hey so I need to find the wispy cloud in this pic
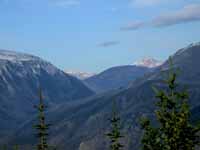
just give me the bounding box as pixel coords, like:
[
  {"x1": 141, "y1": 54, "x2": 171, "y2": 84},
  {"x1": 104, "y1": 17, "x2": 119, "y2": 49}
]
[
  {"x1": 120, "y1": 21, "x2": 145, "y2": 31},
  {"x1": 53, "y1": 0, "x2": 80, "y2": 8},
  {"x1": 98, "y1": 41, "x2": 120, "y2": 48},
  {"x1": 152, "y1": 4, "x2": 200, "y2": 27},
  {"x1": 122, "y1": 3, "x2": 200, "y2": 31}
]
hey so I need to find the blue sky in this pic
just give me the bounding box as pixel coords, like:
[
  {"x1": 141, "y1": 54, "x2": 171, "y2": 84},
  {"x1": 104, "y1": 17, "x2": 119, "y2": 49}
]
[{"x1": 0, "y1": 0, "x2": 200, "y2": 73}]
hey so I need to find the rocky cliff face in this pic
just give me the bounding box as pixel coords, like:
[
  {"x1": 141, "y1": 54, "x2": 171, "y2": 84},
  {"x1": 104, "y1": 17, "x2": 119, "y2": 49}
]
[{"x1": 0, "y1": 49, "x2": 94, "y2": 137}]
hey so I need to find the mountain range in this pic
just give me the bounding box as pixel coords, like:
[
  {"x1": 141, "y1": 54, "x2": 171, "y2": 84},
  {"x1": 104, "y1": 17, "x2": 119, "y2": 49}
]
[
  {"x1": 65, "y1": 58, "x2": 162, "y2": 81},
  {"x1": 2, "y1": 42, "x2": 200, "y2": 150},
  {"x1": 64, "y1": 70, "x2": 95, "y2": 80},
  {"x1": 84, "y1": 65, "x2": 151, "y2": 93},
  {"x1": 66, "y1": 58, "x2": 163, "y2": 93},
  {"x1": 133, "y1": 57, "x2": 163, "y2": 68},
  {"x1": 0, "y1": 49, "x2": 94, "y2": 138}
]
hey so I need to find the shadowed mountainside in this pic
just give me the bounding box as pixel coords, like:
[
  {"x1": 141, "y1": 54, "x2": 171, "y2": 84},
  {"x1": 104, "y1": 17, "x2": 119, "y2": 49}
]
[
  {"x1": 84, "y1": 65, "x2": 151, "y2": 93},
  {"x1": 0, "y1": 49, "x2": 94, "y2": 137},
  {"x1": 7, "y1": 42, "x2": 200, "y2": 150}
]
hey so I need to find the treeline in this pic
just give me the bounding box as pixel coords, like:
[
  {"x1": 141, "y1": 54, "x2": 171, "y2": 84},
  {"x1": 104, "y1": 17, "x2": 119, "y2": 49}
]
[
  {"x1": 2, "y1": 62, "x2": 200, "y2": 150},
  {"x1": 106, "y1": 63, "x2": 200, "y2": 150}
]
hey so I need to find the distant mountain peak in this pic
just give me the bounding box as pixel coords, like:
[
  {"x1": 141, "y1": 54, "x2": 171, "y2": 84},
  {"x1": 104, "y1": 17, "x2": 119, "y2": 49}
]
[
  {"x1": 186, "y1": 41, "x2": 200, "y2": 48},
  {"x1": 133, "y1": 57, "x2": 163, "y2": 68},
  {"x1": 0, "y1": 49, "x2": 40, "y2": 62},
  {"x1": 65, "y1": 70, "x2": 96, "y2": 80},
  {"x1": 175, "y1": 41, "x2": 200, "y2": 56},
  {"x1": 0, "y1": 49, "x2": 61, "y2": 76}
]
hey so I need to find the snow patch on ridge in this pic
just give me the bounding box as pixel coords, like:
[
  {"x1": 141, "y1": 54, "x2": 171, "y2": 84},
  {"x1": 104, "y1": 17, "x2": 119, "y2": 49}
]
[
  {"x1": 175, "y1": 41, "x2": 200, "y2": 56},
  {"x1": 0, "y1": 49, "x2": 40, "y2": 62},
  {"x1": 133, "y1": 58, "x2": 163, "y2": 68},
  {"x1": 65, "y1": 70, "x2": 96, "y2": 80},
  {"x1": 0, "y1": 49, "x2": 61, "y2": 76}
]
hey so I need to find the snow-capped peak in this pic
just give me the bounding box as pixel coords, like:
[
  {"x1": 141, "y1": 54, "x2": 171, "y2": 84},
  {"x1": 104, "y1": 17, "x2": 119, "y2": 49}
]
[
  {"x1": 175, "y1": 41, "x2": 200, "y2": 56},
  {"x1": 0, "y1": 49, "x2": 60, "y2": 75},
  {"x1": 133, "y1": 58, "x2": 163, "y2": 68},
  {"x1": 186, "y1": 41, "x2": 200, "y2": 48},
  {"x1": 0, "y1": 49, "x2": 40, "y2": 62},
  {"x1": 65, "y1": 70, "x2": 96, "y2": 80}
]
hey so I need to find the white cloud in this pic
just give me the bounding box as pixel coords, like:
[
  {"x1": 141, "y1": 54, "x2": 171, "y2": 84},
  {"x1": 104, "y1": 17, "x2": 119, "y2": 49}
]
[
  {"x1": 152, "y1": 4, "x2": 200, "y2": 27},
  {"x1": 122, "y1": 3, "x2": 200, "y2": 31},
  {"x1": 120, "y1": 21, "x2": 145, "y2": 31}
]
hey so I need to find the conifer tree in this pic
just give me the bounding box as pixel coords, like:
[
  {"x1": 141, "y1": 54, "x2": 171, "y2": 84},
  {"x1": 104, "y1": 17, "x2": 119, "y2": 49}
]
[
  {"x1": 140, "y1": 61, "x2": 200, "y2": 150},
  {"x1": 107, "y1": 100, "x2": 124, "y2": 150},
  {"x1": 13, "y1": 144, "x2": 19, "y2": 150},
  {"x1": 140, "y1": 117, "x2": 163, "y2": 150},
  {"x1": 34, "y1": 88, "x2": 51, "y2": 150}
]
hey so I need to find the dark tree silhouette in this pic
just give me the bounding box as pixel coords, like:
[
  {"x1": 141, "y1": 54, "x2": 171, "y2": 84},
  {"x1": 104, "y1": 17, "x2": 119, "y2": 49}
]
[
  {"x1": 107, "y1": 100, "x2": 124, "y2": 150},
  {"x1": 141, "y1": 60, "x2": 200, "y2": 150},
  {"x1": 34, "y1": 88, "x2": 51, "y2": 150}
]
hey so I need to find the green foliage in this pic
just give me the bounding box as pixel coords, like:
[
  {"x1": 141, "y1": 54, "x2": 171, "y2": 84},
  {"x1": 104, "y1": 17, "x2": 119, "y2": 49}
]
[
  {"x1": 140, "y1": 118, "x2": 163, "y2": 150},
  {"x1": 13, "y1": 145, "x2": 19, "y2": 150},
  {"x1": 141, "y1": 63, "x2": 200, "y2": 150},
  {"x1": 107, "y1": 100, "x2": 124, "y2": 150},
  {"x1": 33, "y1": 88, "x2": 51, "y2": 150}
]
